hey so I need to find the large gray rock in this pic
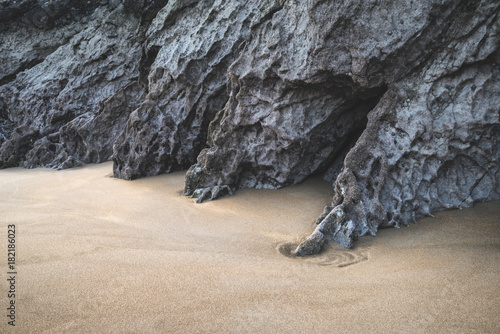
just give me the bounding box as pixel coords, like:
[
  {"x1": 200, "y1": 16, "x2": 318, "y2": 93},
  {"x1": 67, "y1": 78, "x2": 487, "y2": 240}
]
[
  {"x1": 184, "y1": 0, "x2": 500, "y2": 253},
  {"x1": 0, "y1": 0, "x2": 166, "y2": 168}
]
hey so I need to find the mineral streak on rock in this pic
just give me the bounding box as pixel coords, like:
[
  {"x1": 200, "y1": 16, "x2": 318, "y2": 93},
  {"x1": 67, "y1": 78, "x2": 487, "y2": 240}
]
[{"x1": 1, "y1": 1, "x2": 499, "y2": 254}]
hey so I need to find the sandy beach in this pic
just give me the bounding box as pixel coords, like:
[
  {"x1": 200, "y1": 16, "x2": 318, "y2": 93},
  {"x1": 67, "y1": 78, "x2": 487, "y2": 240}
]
[{"x1": 1, "y1": 162, "x2": 499, "y2": 333}]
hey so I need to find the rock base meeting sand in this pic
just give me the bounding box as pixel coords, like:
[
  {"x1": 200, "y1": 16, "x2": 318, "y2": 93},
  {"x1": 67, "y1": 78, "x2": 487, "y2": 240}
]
[{"x1": 1, "y1": 162, "x2": 499, "y2": 333}]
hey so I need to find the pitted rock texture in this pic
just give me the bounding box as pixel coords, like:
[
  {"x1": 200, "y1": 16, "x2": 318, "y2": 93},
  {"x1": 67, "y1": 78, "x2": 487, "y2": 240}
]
[
  {"x1": 0, "y1": 0, "x2": 167, "y2": 169},
  {"x1": 185, "y1": 0, "x2": 500, "y2": 251},
  {"x1": 112, "y1": 0, "x2": 285, "y2": 179}
]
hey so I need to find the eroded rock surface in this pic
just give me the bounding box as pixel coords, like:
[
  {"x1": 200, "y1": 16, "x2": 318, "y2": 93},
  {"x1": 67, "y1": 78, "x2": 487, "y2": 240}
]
[
  {"x1": 184, "y1": 0, "x2": 500, "y2": 252},
  {"x1": 0, "y1": 0, "x2": 166, "y2": 168},
  {"x1": 112, "y1": 0, "x2": 285, "y2": 179},
  {"x1": 1, "y1": 0, "x2": 499, "y2": 253}
]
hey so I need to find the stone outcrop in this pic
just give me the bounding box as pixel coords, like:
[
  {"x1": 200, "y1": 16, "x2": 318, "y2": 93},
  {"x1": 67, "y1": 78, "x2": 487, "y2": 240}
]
[
  {"x1": 1, "y1": 0, "x2": 499, "y2": 254},
  {"x1": 183, "y1": 0, "x2": 500, "y2": 253},
  {"x1": 0, "y1": 0, "x2": 166, "y2": 168},
  {"x1": 112, "y1": 0, "x2": 285, "y2": 179}
]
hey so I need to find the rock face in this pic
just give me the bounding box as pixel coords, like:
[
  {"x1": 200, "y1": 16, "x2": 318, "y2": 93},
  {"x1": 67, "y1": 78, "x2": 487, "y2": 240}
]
[
  {"x1": 182, "y1": 0, "x2": 500, "y2": 253},
  {"x1": 0, "y1": 0, "x2": 166, "y2": 169},
  {"x1": 112, "y1": 0, "x2": 284, "y2": 179},
  {"x1": 1, "y1": 0, "x2": 499, "y2": 254}
]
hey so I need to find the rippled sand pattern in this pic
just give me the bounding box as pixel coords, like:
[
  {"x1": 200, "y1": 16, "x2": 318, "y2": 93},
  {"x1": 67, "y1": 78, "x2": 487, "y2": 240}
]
[
  {"x1": 277, "y1": 242, "x2": 369, "y2": 267},
  {"x1": 0, "y1": 162, "x2": 499, "y2": 333}
]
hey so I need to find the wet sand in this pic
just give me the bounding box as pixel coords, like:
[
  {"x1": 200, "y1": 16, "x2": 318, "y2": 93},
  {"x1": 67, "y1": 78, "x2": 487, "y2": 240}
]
[{"x1": 1, "y1": 162, "x2": 499, "y2": 333}]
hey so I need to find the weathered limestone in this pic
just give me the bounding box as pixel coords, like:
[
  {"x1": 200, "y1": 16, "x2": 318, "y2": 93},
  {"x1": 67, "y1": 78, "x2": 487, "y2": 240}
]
[{"x1": 112, "y1": 0, "x2": 285, "y2": 179}]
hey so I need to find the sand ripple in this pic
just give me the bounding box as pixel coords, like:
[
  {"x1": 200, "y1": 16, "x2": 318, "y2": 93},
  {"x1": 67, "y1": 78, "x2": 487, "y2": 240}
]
[{"x1": 276, "y1": 242, "x2": 369, "y2": 267}]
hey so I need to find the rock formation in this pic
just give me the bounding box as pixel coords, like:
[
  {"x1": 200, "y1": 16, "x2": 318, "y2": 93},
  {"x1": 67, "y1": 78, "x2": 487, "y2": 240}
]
[
  {"x1": 0, "y1": 0, "x2": 166, "y2": 169},
  {"x1": 1, "y1": 0, "x2": 499, "y2": 254},
  {"x1": 112, "y1": 0, "x2": 284, "y2": 179},
  {"x1": 182, "y1": 0, "x2": 500, "y2": 254}
]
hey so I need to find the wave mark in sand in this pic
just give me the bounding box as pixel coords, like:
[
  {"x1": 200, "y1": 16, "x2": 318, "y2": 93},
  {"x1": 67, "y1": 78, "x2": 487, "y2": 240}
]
[{"x1": 276, "y1": 242, "x2": 369, "y2": 267}]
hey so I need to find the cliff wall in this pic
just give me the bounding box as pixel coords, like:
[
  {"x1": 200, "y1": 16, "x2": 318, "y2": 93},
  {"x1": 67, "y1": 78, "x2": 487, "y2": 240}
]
[{"x1": 1, "y1": 0, "x2": 498, "y2": 253}]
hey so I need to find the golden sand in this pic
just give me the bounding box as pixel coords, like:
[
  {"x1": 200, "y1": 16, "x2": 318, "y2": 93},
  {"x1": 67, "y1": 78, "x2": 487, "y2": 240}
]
[{"x1": 1, "y1": 162, "x2": 499, "y2": 333}]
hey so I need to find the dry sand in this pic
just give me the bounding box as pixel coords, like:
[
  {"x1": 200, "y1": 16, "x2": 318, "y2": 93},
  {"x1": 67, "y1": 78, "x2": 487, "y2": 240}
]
[{"x1": 1, "y1": 162, "x2": 499, "y2": 333}]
